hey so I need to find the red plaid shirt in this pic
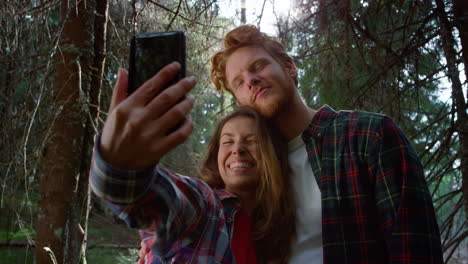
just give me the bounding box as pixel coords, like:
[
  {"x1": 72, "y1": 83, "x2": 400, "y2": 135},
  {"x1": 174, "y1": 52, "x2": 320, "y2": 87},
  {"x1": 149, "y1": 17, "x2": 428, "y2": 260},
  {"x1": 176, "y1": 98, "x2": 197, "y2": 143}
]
[
  {"x1": 305, "y1": 105, "x2": 443, "y2": 263},
  {"x1": 90, "y1": 145, "x2": 244, "y2": 263}
]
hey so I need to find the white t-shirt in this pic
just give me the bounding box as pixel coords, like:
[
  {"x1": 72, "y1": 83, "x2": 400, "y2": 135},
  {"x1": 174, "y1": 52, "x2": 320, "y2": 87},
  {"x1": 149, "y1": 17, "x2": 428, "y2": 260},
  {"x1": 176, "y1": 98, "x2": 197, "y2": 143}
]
[{"x1": 288, "y1": 135, "x2": 323, "y2": 264}]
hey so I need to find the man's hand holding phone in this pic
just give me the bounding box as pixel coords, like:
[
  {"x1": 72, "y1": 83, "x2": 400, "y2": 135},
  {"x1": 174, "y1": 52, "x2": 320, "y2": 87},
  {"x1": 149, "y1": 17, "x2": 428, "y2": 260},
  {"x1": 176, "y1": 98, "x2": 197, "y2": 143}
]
[{"x1": 99, "y1": 62, "x2": 196, "y2": 170}]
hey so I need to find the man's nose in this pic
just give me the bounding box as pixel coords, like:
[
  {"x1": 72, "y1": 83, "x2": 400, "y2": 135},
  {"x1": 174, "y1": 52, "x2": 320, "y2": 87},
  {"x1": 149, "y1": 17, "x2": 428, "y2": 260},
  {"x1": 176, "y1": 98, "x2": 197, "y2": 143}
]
[{"x1": 246, "y1": 72, "x2": 261, "y2": 89}]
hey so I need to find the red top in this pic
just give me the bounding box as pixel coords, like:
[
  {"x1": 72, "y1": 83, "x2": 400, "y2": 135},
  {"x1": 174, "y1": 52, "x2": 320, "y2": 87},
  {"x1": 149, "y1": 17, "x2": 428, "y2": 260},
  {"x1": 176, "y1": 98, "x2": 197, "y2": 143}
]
[{"x1": 231, "y1": 208, "x2": 259, "y2": 264}]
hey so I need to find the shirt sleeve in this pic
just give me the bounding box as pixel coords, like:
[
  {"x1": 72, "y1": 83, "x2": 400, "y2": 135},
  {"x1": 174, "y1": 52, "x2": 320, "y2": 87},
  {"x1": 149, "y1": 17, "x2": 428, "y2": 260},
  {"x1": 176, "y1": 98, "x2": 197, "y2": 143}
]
[
  {"x1": 89, "y1": 135, "x2": 220, "y2": 259},
  {"x1": 370, "y1": 116, "x2": 443, "y2": 263}
]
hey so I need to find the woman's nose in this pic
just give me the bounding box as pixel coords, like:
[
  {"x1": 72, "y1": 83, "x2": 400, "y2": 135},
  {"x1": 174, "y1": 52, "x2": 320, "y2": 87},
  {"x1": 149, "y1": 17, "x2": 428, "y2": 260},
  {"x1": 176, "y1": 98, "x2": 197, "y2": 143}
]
[{"x1": 232, "y1": 142, "x2": 246, "y2": 155}]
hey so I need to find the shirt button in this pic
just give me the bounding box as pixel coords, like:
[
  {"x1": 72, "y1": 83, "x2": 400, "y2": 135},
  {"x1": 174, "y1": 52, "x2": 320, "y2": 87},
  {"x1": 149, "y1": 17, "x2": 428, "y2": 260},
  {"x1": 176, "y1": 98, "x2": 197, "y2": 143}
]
[
  {"x1": 317, "y1": 132, "x2": 321, "y2": 137},
  {"x1": 227, "y1": 217, "x2": 233, "y2": 223}
]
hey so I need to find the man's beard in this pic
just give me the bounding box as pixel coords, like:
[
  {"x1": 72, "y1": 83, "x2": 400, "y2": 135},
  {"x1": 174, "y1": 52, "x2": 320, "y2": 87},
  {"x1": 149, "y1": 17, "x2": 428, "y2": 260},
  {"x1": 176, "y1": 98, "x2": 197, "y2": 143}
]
[{"x1": 254, "y1": 91, "x2": 290, "y2": 119}]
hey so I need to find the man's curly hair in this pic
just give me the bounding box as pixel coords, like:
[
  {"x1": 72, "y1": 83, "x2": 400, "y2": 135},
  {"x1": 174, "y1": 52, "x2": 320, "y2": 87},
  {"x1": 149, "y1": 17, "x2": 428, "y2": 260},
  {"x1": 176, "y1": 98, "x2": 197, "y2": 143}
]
[{"x1": 210, "y1": 25, "x2": 296, "y2": 94}]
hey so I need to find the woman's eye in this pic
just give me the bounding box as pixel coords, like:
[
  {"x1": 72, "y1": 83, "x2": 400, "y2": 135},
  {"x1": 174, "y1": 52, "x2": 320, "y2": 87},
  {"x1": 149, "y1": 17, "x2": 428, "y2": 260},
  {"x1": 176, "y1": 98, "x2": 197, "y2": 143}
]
[{"x1": 222, "y1": 141, "x2": 233, "y2": 145}]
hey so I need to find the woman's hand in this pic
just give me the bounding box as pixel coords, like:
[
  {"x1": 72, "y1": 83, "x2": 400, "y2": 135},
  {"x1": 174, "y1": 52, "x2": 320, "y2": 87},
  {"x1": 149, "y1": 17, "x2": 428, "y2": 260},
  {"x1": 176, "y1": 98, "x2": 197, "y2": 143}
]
[
  {"x1": 137, "y1": 240, "x2": 150, "y2": 264},
  {"x1": 100, "y1": 62, "x2": 196, "y2": 169}
]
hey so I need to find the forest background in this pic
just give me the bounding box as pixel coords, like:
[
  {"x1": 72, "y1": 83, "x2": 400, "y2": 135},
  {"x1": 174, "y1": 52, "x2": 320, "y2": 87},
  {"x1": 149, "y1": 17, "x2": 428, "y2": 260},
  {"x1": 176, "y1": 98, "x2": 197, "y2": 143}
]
[{"x1": 0, "y1": 0, "x2": 467, "y2": 263}]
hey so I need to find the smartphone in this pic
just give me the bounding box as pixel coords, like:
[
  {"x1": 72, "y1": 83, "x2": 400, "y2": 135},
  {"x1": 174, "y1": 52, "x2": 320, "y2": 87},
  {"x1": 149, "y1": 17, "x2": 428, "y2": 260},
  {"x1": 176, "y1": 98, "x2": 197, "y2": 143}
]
[{"x1": 128, "y1": 31, "x2": 186, "y2": 95}]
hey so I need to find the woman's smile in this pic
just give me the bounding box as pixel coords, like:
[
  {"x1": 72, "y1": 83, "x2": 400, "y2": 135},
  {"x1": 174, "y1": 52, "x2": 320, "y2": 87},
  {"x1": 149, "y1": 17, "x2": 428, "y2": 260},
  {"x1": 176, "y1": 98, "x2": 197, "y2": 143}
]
[{"x1": 218, "y1": 116, "x2": 260, "y2": 194}]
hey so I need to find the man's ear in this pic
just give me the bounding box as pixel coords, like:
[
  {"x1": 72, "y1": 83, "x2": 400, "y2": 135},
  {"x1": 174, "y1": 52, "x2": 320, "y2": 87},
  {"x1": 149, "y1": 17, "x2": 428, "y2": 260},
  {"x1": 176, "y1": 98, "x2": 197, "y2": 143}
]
[
  {"x1": 284, "y1": 61, "x2": 298, "y2": 79},
  {"x1": 226, "y1": 89, "x2": 242, "y2": 106}
]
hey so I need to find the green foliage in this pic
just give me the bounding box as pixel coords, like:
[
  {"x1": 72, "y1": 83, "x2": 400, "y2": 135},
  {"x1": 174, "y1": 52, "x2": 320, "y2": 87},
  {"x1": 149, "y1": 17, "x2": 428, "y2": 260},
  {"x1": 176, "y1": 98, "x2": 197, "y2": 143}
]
[
  {"x1": 0, "y1": 248, "x2": 34, "y2": 264},
  {"x1": 12, "y1": 81, "x2": 29, "y2": 104},
  {"x1": 0, "y1": 228, "x2": 35, "y2": 242},
  {"x1": 293, "y1": 0, "x2": 442, "y2": 116},
  {"x1": 87, "y1": 248, "x2": 139, "y2": 264},
  {"x1": 0, "y1": 247, "x2": 139, "y2": 264}
]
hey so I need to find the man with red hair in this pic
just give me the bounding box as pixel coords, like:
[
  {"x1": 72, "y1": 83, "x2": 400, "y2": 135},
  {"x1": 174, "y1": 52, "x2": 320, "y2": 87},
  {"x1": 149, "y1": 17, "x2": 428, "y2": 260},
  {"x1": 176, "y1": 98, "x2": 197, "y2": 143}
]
[{"x1": 207, "y1": 24, "x2": 443, "y2": 264}]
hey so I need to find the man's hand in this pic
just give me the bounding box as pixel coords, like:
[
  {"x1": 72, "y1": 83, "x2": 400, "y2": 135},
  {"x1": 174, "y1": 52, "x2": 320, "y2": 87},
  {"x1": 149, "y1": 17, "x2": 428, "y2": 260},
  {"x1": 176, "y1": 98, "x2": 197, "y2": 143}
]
[{"x1": 100, "y1": 62, "x2": 196, "y2": 169}]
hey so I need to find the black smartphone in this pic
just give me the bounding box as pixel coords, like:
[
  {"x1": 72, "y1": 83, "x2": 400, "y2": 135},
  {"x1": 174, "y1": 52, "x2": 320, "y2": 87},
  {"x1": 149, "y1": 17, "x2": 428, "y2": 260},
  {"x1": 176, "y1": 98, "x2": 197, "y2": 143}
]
[{"x1": 128, "y1": 31, "x2": 186, "y2": 95}]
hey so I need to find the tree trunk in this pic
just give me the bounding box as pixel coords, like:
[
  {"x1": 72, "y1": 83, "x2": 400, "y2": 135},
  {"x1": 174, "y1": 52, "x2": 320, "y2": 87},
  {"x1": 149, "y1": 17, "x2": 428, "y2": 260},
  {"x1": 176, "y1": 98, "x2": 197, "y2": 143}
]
[
  {"x1": 36, "y1": 0, "x2": 93, "y2": 263},
  {"x1": 434, "y1": 0, "x2": 468, "y2": 215},
  {"x1": 78, "y1": 0, "x2": 110, "y2": 262},
  {"x1": 454, "y1": 0, "x2": 468, "y2": 95}
]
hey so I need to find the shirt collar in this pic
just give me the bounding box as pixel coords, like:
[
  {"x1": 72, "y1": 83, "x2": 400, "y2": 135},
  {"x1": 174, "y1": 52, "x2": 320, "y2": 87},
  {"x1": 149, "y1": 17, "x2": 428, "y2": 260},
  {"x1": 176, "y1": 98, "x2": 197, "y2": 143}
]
[
  {"x1": 288, "y1": 134, "x2": 305, "y2": 152},
  {"x1": 303, "y1": 104, "x2": 338, "y2": 139},
  {"x1": 216, "y1": 189, "x2": 240, "y2": 204}
]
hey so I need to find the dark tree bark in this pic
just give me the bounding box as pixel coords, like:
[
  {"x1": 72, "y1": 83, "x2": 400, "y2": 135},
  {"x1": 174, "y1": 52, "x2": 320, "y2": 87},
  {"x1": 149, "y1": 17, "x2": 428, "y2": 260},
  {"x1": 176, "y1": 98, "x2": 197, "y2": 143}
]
[
  {"x1": 78, "y1": 0, "x2": 109, "y2": 260},
  {"x1": 454, "y1": 0, "x2": 468, "y2": 93},
  {"x1": 35, "y1": 0, "x2": 93, "y2": 263},
  {"x1": 241, "y1": 0, "x2": 246, "y2": 24},
  {"x1": 435, "y1": 0, "x2": 468, "y2": 215}
]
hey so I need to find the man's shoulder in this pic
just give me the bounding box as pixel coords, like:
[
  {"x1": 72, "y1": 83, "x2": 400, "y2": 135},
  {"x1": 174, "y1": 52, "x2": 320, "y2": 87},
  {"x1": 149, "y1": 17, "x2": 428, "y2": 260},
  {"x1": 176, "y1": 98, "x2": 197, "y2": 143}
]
[
  {"x1": 306, "y1": 105, "x2": 395, "y2": 140},
  {"x1": 316, "y1": 105, "x2": 387, "y2": 120},
  {"x1": 336, "y1": 109, "x2": 387, "y2": 125},
  {"x1": 317, "y1": 105, "x2": 389, "y2": 128}
]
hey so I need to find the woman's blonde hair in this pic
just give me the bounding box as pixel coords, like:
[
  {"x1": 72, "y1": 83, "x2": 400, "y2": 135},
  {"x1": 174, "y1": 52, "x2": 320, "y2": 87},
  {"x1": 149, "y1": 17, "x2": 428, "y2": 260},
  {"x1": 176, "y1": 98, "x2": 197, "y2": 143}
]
[
  {"x1": 199, "y1": 106, "x2": 296, "y2": 263},
  {"x1": 210, "y1": 24, "x2": 297, "y2": 94}
]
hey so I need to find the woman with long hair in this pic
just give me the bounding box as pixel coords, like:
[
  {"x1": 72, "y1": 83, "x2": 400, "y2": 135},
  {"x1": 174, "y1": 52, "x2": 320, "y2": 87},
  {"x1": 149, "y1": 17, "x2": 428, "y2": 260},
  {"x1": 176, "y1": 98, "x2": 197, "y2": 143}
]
[
  {"x1": 198, "y1": 107, "x2": 296, "y2": 263},
  {"x1": 91, "y1": 107, "x2": 295, "y2": 263}
]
